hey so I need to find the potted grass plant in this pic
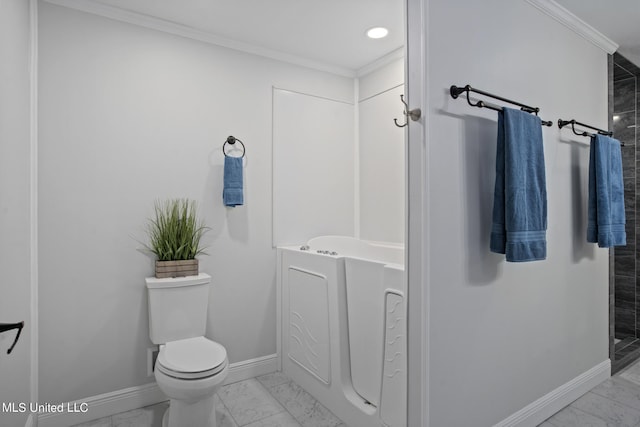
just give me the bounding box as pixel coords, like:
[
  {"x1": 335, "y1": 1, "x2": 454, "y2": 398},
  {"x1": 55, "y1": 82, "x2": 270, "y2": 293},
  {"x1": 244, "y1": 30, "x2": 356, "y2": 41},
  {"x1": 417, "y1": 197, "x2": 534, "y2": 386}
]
[{"x1": 142, "y1": 198, "x2": 210, "y2": 278}]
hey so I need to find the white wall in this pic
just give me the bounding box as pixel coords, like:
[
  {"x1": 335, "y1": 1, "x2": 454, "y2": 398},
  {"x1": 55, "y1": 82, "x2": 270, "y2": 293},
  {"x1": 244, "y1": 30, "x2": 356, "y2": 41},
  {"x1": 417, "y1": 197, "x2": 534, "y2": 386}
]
[
  {"x1": 271, "y1": 58, "x2": 406, "y2": 248},
  {"x1": 425, "y1": 1, "x2": 609, "y2": 426},
  {"x1": 358, "y1": 58, "x2": 405, "y2": 243},
  {"x1": 0, "y1": 0, "x2": 32, "y2": 426},
  {"x1": 37, "y1": 2, "x2": 353, "y2": 404},
  {"x1": 272, "y1": 89, "x2": 355, "y2": 246}
]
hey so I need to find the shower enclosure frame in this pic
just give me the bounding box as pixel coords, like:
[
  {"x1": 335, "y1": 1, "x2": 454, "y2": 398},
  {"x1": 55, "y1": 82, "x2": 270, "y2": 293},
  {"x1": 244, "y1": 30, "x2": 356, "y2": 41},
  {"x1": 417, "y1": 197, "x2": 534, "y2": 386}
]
[{"x1": 609, "y1": 52, "x2": 639, "y2": 374}]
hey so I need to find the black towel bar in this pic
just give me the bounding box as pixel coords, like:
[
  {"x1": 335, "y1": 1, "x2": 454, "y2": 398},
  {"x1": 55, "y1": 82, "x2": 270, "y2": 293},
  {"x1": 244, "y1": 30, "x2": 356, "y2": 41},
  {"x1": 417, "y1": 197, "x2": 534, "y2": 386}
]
[
  {"x1": 0, "y1": 321, "x2": 24, "y2": 354},
  {"x1": 557, "y1": 119, "x2": 622, "y2": 146},
  {"x1": 558, "y1": 119, "x2": 615, "y2": 137},
  {"x1": 450, "y1": 84, "x2": 553, "y2": 127}
]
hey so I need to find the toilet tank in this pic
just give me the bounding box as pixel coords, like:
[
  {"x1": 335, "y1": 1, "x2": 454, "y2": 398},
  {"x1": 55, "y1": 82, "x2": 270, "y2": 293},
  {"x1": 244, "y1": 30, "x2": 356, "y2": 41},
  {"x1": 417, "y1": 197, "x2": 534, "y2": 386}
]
[{"x1": 145, "y1": 273, "x2": 211, "y2": 344}]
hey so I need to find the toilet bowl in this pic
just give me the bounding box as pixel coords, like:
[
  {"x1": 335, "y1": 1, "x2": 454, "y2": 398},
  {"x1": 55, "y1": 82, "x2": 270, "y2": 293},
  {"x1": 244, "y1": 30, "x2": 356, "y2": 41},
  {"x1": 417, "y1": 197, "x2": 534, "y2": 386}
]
[
  {"x1": 145, "y1": 274, "x2": 228, "y2": 427},
  {"x1": 155, "y1": 337, "x2": 229, "y2": 427}
]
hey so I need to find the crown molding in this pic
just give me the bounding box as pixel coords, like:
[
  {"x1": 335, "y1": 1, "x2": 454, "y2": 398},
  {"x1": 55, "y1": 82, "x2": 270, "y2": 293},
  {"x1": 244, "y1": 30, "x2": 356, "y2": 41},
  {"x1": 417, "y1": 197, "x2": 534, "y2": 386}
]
[
  {"x1": 525, "y1": 0, "x2": 618, "y2": 54},
  {"x1": 42, "y1": 0, "x2": 356, "y2": 78},
  {"x1": 357, "y1": 47, "x2": 405, "y2": 78}
]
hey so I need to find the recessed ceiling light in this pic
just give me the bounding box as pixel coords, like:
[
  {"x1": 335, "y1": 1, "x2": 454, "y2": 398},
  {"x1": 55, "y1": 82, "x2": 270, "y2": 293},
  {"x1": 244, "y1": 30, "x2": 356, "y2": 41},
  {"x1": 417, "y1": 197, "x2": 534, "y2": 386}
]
[{"x1": 366, "y1": 27, "x2": 389, "y2": 39}]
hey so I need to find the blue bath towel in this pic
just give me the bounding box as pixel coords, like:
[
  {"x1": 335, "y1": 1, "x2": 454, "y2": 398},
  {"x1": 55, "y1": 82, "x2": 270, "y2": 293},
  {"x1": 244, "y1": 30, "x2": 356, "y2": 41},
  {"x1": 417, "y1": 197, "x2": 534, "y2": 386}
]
[
  {"x1": 223, "y1": 156, "x2": 244, "y2": 207},
  {"x1": 490, "y1": 107, "x2": 547, "y2": 262},
  {"x1": 587, "y1": 134, "x2": 625, "y2": 247}
]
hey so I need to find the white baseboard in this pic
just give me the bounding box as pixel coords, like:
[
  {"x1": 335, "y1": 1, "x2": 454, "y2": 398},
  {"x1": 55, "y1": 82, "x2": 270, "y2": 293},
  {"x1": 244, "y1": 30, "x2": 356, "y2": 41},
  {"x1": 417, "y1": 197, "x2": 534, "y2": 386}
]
[
  {"x1": 37, "y1": 382, "x2": 165, "y2": 427},
  {"x1": 494, "y1": 359, "x2": 611, "y2": 427},
  {"x1": 224, "y1": 353, "x2": 278, "y2": 385},
  {"x1": 37, "y1": 353, "x2": 278, "y2": 427}
]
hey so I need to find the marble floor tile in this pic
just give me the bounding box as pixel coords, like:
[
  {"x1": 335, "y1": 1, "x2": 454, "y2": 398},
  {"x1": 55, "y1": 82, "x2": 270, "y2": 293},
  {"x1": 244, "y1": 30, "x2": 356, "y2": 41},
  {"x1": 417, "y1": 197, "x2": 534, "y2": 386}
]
[
  {"x1": 590, "y1": 377, "x2": 640, "y2": 411},
  {"x1": 571, "y1": 392, "x2": 640, "y2": 427},
  {"x1": 620, "y1": 359, "x2": 640, "y2": 385},
  {"x1": 243, "y1": 411, "x2": 302, "y2": 427},
  {"x1": 215, "y1": 393, "x2": 239, "y2": 427},
  {"x1": 218, "y1": 378, "x2": 286, "y2": 425},
  {"x1": 73, "y1": 372, "x2": 348, "y2": 427},
  {"x1": 297, "y1": 404, "x2": 344, "y2": 427},
  {"x1": 268, "y1": 380, "x2": 318, "y2": 419},
  {"x1": 72, "y1": 417, "x2": 113, "y2": 427},
  {"x1": 112, "y1": 409, "x2": 151, "y2": 427},
  {"x1": 256, "y1": 371, "x2": 291, "y2": 389},
  {"x1": 545, "y1": 405, "x2": 610, "y2": 427},
  {"x1": 112, "y1": 402, "x2": 167, "y2": 427},
  {"x1": 269, "y1": 380, "x2": 343, "y2": 427}
]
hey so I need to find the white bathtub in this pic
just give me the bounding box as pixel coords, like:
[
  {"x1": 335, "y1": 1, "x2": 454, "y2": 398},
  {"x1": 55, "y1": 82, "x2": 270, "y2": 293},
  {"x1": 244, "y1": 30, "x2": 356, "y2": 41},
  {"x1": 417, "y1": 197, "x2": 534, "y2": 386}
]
[{"x1": 277, "y1": 236, "x2": 406, "y2": 427}]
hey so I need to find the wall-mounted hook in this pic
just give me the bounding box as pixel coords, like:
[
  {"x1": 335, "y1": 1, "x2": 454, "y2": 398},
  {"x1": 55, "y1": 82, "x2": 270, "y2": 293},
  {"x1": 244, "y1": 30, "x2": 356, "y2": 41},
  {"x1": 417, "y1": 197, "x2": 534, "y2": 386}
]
[{"x1": 393, "y1": 94, "x2": 421, "y2": 128}]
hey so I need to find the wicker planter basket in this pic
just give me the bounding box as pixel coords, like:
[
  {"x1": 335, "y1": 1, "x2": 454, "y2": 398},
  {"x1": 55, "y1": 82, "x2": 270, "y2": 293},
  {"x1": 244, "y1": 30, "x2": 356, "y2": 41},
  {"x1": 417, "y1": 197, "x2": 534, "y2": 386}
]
[{"x1": 155, "y1": 259, "x2": 198, "y2": 278}]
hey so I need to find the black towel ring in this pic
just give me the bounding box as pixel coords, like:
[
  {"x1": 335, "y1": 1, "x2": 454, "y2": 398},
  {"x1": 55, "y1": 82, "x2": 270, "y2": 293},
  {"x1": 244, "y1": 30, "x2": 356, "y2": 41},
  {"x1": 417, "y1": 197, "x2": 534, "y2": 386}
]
[{"x1": 223, "y1": 135, "x2": 245, "y2": 158}]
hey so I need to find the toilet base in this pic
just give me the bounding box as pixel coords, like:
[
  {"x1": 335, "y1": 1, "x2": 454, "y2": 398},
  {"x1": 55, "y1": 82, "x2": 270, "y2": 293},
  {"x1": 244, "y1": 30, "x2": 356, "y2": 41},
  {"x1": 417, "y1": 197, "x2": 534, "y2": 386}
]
[{"x1": 161, "y1": 395, "x2": 217, "y2": 427}]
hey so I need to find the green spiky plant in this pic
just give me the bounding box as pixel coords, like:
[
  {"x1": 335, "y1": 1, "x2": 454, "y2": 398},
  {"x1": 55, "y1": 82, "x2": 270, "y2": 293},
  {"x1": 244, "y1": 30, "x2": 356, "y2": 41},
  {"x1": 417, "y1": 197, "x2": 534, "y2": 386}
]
[{"x1": 143, "y1": 198, "x2": 210, "y2": 261}]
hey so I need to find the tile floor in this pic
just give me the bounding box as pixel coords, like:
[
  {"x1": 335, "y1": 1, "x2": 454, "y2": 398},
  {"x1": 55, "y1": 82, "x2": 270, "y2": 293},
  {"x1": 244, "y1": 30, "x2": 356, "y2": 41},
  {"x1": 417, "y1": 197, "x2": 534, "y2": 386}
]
[
  {"x1": 540, "y1": 358, "x2": 640, "y2": 426},
  {"x1": 72, "y1": 372, "x2": 347, "y2": 427},
  {"x1": 614, "y1": 337, "x2": 640, "y2": 373},
  {"x1": 74, "y1": 359, "x2": 640, "y2": 427}
]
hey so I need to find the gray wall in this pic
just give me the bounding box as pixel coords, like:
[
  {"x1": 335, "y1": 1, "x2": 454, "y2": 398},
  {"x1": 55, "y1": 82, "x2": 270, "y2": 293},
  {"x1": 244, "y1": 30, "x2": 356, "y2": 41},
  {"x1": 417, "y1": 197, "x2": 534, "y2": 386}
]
[
  {"x1": 0, "y1": 0, "x2": 32, "y2": 426},
  {"x1": 38, "y1": 2, "x2": 353, "y2": 404},
  {"x1": 425, "y1": 1, "x2": 609, "y2": 425}
]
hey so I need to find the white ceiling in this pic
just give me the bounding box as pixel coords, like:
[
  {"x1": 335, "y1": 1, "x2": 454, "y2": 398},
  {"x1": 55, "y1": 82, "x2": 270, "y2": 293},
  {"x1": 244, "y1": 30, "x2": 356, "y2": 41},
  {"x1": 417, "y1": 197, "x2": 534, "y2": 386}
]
[
  {"x1": 73, "y1": 0, "x2": 640, "y2": 72},
  {"x1": 555, "y1": 0, "x2": 640, "y2": 66},
  {"x1": 89, "y1": 0, "x2": 404, "y2": 72}
]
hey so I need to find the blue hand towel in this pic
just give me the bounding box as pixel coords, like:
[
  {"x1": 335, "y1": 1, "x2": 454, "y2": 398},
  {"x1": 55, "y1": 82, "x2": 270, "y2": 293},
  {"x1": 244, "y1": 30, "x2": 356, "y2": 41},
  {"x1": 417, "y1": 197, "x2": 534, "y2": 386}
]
[
  {"x1": 490, "y1": 107, "x2": 547, "y2": 262},
  {"x1": 223, "y1": 156, "x2": 244, "y2": 207},
  {"x1": 587, "y1": 134, "x2": 625, "y2": 247}
]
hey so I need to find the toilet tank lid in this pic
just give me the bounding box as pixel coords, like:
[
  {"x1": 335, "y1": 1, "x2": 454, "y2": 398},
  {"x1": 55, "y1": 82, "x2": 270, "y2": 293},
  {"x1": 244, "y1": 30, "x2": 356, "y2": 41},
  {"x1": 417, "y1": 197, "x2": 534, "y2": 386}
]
[{"x1": 145, "y1": 273, "x2": 211, "y2": 289}]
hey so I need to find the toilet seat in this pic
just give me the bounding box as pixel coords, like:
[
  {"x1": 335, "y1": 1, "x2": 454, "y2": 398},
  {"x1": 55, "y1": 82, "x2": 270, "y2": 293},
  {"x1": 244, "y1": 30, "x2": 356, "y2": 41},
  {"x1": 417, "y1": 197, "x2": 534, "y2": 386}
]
[{"x1": 156, "y1": 336, "x2": 227, "y2": 380}]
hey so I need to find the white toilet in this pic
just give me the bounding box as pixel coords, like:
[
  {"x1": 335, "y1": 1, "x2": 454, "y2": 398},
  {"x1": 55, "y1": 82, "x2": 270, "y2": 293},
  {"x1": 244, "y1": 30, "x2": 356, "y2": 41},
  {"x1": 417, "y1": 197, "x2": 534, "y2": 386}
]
[{"x1": 146, "y1": 273, "x2": 229, "y2": 427}]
